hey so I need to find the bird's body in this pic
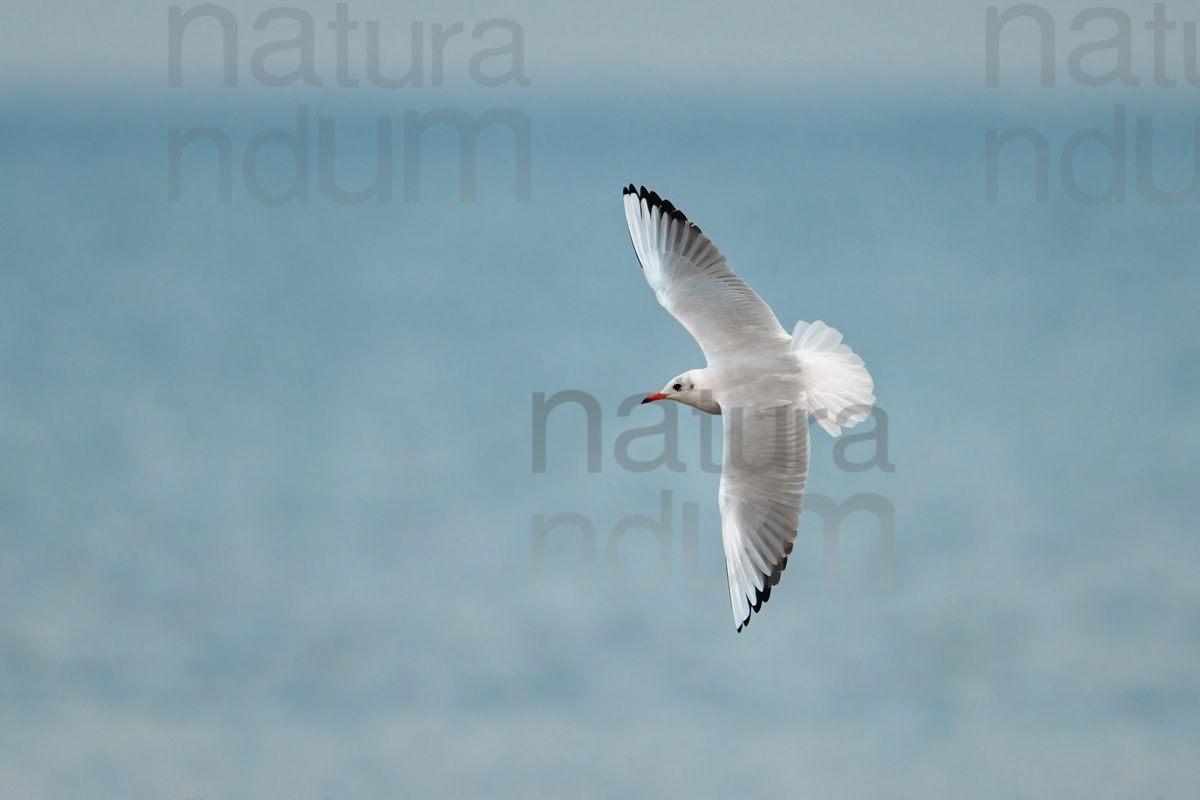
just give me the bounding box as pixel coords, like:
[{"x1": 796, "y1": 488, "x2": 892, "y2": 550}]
[{"x1": 623, "y1": 185, "x2": 875, "y2": 631}]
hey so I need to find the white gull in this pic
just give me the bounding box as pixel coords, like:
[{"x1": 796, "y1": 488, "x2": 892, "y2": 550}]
[{"x1": 624, "y1": 185, "x2": 876, "y2": 631}]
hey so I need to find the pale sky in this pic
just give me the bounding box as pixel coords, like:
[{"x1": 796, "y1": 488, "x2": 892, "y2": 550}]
[{"x1": 4, "y1": 0, "x2": 1192, "y2": 96}]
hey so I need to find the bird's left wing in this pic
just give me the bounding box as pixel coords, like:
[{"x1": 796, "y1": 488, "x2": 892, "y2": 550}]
[
  {"x1": 623, "y1": 185, "x2": 791, "y2": 362},
  {"x1": 719, "y1": 400, "x2": 810, "y2": 631}
]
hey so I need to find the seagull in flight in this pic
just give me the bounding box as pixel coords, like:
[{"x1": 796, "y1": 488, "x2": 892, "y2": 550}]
[{"x1": 623, "y1": 185, "x2": 875, "y2": 631}]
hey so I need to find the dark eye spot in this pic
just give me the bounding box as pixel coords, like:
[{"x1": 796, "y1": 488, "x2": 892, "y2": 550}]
[{"x1": 673, "y1": 383, "x2": 682, "y2": 391}]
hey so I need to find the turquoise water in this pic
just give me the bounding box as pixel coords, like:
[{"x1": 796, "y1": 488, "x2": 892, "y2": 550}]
[{"x1": 2, "y1": 90, "x2": 1198, "y2": 799}]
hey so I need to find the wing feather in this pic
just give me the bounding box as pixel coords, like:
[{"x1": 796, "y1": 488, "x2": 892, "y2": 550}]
[
  {"x1": 719, "y1": 402, "x2": 810, "y2": 631},
  {"x1": 623, "y1": 185, "x2": 791, "y2": 362}
]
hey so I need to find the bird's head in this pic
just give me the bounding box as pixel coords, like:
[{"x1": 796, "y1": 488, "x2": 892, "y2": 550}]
[{"x1": 641, "y1": 370, "x2": 720, "y2": 414}]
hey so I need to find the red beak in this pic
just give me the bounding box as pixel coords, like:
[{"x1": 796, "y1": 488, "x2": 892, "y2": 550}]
[{"x1": 641, "y1": 393, "x2": 668, "y2": 404}]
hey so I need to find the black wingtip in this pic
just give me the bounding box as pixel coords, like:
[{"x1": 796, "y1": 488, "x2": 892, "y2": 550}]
[
  {"x1": 625, "y1": 184, "x2": 699, "y2": 233},
  {"x1": 751, "y1": 581, "x2": 772, "y2": 614},
  {"x1": 737, "y1": 558, "x2": 788, "y2": 631}
]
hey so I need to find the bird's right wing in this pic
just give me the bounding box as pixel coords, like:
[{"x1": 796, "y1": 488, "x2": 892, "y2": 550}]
[
  {"x1": 719, "y1": 400, "x2": 810, "y2": 632},
  {"x1": 623, "y1": 185, "x2": 791, "y2": 362}
]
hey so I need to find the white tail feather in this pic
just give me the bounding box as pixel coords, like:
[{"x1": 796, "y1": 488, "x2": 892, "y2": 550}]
[{"x1": 790, "y1": 320, "x2": 875, "y2": 437}]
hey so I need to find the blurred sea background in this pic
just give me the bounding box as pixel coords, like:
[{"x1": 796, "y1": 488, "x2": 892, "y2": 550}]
[{"x1": 2, "y1": 2, "x2": 1198, "y2": 798}]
